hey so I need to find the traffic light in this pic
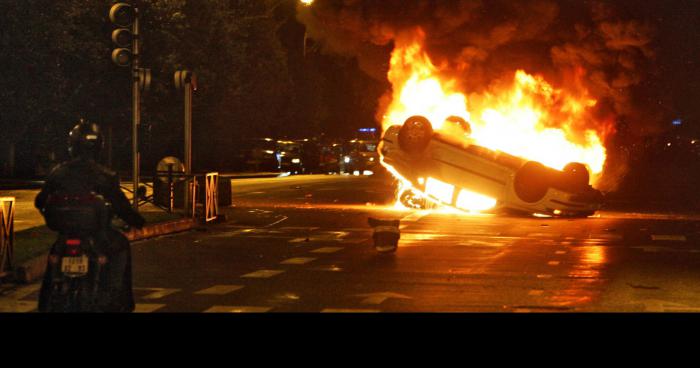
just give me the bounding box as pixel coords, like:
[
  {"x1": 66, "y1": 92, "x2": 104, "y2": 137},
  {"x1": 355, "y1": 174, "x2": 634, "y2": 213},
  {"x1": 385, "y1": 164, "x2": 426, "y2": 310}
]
[
  {"x1": 138, "y1": 68, "x2": 151, "y2": 91},
  {"x1": 174, "y1": 70, "x2": 196, "y2": 90},
  {"x1": 109, "y1": 3, "x2": 136, "y2": 67}
]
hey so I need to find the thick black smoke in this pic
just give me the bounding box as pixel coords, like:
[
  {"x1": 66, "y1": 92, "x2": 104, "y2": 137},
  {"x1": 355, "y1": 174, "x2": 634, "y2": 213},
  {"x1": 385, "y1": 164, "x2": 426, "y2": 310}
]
[{"x1": 298, "y1": 0, "x2": 658, "y2": 191}]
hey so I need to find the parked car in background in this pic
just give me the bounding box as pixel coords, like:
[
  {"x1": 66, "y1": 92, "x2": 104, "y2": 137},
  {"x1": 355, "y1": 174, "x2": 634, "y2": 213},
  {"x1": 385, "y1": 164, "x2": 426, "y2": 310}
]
[
  {"x1": 320, "y1": 142, "x2": 343, "y2": 174},
  {"x1": 232, "y1": 138, "x2": 279, "y2": 172},
  {"x1": 342, "y1": 139, "x2": 379, "y2": 175},
  {"x1": 300, "y1": 139, "x2": 321, "y2": 174},
  {"x1": 277, "y1": 140, "x2": 304, "y2": 174}
]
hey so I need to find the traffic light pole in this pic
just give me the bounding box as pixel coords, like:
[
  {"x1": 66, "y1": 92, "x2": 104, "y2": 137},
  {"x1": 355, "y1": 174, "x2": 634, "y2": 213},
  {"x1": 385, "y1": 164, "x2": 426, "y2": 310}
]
[
  {"x1": 131, "y1": 7, "x2": 140, "y2": 209},
  {"x1": 183, "y1": 79, "x2": 192, "y2": 216},
  {"x1": 184, "y1": 80, "x2": 192, "y2": 175}
]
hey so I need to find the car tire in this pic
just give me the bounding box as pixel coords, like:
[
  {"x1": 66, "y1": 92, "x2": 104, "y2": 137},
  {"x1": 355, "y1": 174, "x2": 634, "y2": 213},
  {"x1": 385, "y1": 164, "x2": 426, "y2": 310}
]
[
  {"x1": 562, "y1": 162, "x2": 590, "y2": 191},
  {"x1": 514, "y1": 161, "x2": 550, "y2": 203},
  {"x1": 398, "y1": 115, "x2": 433, "y2": 154}
]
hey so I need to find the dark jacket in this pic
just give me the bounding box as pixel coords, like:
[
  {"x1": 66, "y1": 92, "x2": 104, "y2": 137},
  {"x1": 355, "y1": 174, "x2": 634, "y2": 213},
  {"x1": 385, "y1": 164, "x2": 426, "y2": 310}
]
[{"x1": 35, "y1": 158, "x2": 145, "y2": 230}]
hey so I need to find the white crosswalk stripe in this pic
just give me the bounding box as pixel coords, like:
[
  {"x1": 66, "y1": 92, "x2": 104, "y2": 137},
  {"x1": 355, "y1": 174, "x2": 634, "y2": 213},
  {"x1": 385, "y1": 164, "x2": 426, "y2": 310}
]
[
  {"x1": 241, "y1": 269, "x2": 285, "y2": 278},
  {"x1": 134, "y1": 303, "x2": 166, "y2": 313},
  {"x1": 135, "y1": 287, "x2": 181, "y2": 300},
  {"x1": 204, "y1": 306, "x2": 272, "y2": 313},
  {"x1": 195, "y1": 285, "x2": 245, "y2": 295},
  {"x1": 651, "y1": 235, "x2": 687, "y2": 241},
  {"x1": 280, "y1": 257, "x2": 317, "y2": 265},
  {"x1": 311, "y1": 247, "x2": 343, "y2": 254}
]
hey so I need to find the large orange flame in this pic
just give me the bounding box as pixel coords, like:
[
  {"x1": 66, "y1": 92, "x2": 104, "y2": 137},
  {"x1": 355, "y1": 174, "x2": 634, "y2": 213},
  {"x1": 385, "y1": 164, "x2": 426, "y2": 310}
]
[{"x1": 380, "y1": 32, "x2": 609, "y2": 212}]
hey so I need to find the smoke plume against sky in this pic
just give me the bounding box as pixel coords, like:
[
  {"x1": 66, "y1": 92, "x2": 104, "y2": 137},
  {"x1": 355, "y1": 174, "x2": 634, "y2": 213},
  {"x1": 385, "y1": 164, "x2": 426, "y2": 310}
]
[{"x1": 297, "y1": 0, "x2": 672, "y2": 190}]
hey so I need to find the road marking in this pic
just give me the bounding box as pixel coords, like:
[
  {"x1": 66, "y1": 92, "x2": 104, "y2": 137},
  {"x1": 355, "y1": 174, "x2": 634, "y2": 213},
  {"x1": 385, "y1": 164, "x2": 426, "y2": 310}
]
[
  {"x1": 457, "y1": 240, "x2": 507, "y2": 247},
  {"x1": 263, "y1": 216, "x2": 289, "y2": 228},
  {"x1": 527, "y1": 233, "x2": 561, "y2": 238},
  {"x1": 354, "y1": 292, "x2": 412, "y2": 305},
  {"x1": 631, "y1": 246, "x2": 700, "y2": 253},
  {"x1": 289, "y1": 231, "x2": 349, "y2": 243},
  {"x1": 651, "y1": 235, "x2": 687, "y2": 241},
  {"x1": 528, "y1": 290, "x2": 544, "y2": 296},
  {"x1": 536, "y1": 274, "x2": 553, "y2": 279},
  {"x1": 280, "y1": 257, "x2": 316, "y2": 265},
  {"x1": 313, "y1": 265, "x2": 343, "y2": 272},
  {"x1": 134, "y1": 303, "x2": 166, "y2": 313},
  {"x1": 241, "y1": 269, "x2": 285, "y2": 278},
  {"x1": 280, "y1": 226, "x2": 320, "y2": 231},
  {"x1": 289, "y1": 238, "x2": 310, "y2": 243},
  {"x1": 135, "y1": 287, "x2": 181, "y2": 300},
  {"x1": 590, "y1": 233, "x2": 623, "y2": 240},
  {"x1": 311, "y1": 247, "x2": 343, "y2": 254},
  {"x1": 195, "y1": 285, "x2": 245, "y2": 295},
  {"x1": 205, "y1": 306, "x2": 272, "y2": 313},
  {"x1": 555, "y1": 250, "x2": 567, "y2": 255},
  {"x1": 547, "y1": 261, "x2": 561, "y2": 266},
  {"x1": 638, "y1": 299, "x2": 700, "y2": 312},
  {"x1": 0, "y1": 300, "x2": 37, "y2": 313},
  {"x1": 321, "y1": 308, "x2": 381, "y2": 313}
]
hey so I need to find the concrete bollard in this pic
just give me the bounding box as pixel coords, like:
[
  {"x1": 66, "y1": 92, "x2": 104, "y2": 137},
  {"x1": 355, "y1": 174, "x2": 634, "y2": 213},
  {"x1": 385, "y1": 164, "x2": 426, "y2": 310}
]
[{"x1": 368, "y1": 218, "x2": 400, "y2": 253}]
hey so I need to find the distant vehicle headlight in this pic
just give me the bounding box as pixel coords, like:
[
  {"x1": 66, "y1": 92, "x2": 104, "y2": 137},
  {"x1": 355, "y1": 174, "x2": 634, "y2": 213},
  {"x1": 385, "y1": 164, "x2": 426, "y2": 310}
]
[
  {"x1": 264, "y1": 150, "x2": 275, "y2": 155},
  {"x1": 344, "y1": 156, "x2": 351, "y2": 163},
  {"x1": 292, "y1": 158, "x2": 301, "y2": 164}
]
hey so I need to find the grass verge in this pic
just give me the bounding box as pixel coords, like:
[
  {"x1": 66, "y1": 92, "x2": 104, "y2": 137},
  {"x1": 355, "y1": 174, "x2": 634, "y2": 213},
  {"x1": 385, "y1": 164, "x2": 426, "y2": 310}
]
[{"x1": 12, "y1": 211, "x2": 183, "y2": 266}]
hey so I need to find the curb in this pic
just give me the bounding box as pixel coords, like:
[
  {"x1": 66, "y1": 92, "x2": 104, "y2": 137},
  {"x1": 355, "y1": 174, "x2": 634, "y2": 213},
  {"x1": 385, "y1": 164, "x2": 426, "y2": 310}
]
[
  {"x1": 13, "y1": 218, "x2": 199, "y2": 284},
  {"x1": 224, "y1": 173, "x2": 281, "y2": 180},
  {"x1": 125, "y1": 218, "x2": 197, "y2": 242}
]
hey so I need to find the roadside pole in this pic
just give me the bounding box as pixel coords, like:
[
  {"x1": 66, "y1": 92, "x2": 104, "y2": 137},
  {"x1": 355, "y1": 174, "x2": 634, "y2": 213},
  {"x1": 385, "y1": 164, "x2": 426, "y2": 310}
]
[
  {"x1": 109, "y1": 2, "x2": 145, "y2": 210},
  {"x1": 175, "y1": 70, "x2": 195, "y2": 216},
  {"x1": 132, "y1": 7, "x2": 140, "y2": 209}
]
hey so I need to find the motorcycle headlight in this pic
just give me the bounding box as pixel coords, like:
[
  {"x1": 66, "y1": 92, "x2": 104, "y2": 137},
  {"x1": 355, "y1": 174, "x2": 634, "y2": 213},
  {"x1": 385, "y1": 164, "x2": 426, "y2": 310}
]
[
  {"x1": 292, "y1": 158, "x2": 301, "y2": 164},
  {"x1": 344, "y1": 156, "x2": 351, "y2": 164}
]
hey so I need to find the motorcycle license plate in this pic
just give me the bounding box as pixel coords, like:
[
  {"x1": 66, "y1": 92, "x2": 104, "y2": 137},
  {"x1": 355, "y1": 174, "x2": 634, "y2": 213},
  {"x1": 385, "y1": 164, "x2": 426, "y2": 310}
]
[{"x1": 61, "y1": 255, "x2": 89, "y2": 276}]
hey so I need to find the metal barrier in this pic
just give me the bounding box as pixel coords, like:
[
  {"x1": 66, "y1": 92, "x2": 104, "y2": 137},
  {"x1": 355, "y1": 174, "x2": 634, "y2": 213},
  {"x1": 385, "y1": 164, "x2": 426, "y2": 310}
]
[
  {"x1": 0, "y1": 197, "x2": 15, "y2": 277},
  {"x1": 140, "y1": 171, "x2": 220, "y2": 221},
  {"x1": 205, "y1": 172, "x2": 218, "y2": 222}
]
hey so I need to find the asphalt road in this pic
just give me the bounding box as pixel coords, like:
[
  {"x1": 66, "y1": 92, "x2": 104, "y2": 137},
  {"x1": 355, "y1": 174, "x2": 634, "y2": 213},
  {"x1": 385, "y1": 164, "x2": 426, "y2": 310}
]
[{"x1": 5, "y1": 173, "x2": 700, "y2": 312}]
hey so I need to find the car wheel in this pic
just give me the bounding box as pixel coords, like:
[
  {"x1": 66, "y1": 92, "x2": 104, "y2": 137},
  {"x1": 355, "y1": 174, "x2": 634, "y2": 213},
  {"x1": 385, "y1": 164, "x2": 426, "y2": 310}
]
[
  {"x1": 398, "y1": 115, "x2": 433, "y2": 154},
  {"x1": 514, "y1": 161, "x2": 550, "y2": 203},
  {"x1": 562, "y1": 162, "x2": 590, "y2": 191}
]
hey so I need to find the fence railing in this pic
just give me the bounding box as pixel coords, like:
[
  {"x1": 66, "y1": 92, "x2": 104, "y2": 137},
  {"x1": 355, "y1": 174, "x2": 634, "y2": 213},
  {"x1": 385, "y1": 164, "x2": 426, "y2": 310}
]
[{"x1": 0, "y1": 197, "x2": 15, "y2": 278}]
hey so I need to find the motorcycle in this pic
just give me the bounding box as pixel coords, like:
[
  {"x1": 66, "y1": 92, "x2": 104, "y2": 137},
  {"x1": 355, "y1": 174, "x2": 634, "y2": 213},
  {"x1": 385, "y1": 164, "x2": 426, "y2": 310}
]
[{"x1": 40, "y1": 192, "x2": 117, "y2": 312}]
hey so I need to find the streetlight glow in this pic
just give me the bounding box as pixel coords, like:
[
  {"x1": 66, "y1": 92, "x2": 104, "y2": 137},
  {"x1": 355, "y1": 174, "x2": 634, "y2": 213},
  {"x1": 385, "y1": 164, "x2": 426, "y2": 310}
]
[{"x1": 300, "y1": 0, "x2": 314, "y2": 5}]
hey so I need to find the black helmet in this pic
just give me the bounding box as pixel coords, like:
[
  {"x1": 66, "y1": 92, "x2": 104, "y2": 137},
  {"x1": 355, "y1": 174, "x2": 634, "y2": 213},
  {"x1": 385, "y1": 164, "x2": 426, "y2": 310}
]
[{"x1": 68, "y1": 119, "x2": 104, "y2": 160}]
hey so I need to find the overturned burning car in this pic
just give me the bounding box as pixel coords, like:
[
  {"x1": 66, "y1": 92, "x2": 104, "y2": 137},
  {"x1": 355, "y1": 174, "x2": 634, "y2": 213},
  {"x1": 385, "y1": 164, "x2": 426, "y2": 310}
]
[{"x1": 380, "y1": 115, "x2": 604, "y2": 217}]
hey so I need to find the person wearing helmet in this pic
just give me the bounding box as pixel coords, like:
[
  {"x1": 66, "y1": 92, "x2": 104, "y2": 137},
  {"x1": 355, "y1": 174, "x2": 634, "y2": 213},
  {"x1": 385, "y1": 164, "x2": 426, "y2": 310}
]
[{"x1": 35, "y1": 119, "x2": 145, "y2": 312}]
